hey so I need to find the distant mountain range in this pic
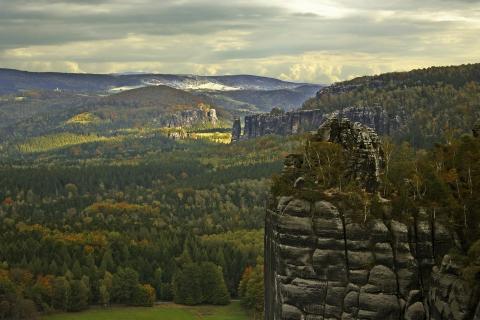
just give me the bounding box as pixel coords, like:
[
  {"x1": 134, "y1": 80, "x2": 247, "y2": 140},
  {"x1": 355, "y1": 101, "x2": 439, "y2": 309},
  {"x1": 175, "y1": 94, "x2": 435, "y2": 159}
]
[
  {"x1": 0, "y1": 68, "x2": 318, "y2": 93},
  {"x1": 0, "y1": 68, "x2": 322, "y2": 114}
]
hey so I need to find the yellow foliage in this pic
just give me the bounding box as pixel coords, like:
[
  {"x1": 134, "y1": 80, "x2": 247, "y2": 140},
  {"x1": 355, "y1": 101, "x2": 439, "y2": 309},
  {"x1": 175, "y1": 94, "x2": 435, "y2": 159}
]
[
  {"x1": 18, "y1": 133, "x2": 122, "y2": 153},
  {"x1": 65, "y1": 112, "x2": 101, "y2": 125}
]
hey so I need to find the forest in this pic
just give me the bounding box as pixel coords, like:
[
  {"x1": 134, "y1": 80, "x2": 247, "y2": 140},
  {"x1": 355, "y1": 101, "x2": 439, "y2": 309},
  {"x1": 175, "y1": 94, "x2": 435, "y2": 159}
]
[
  {"x1": 0, "y1": 133, "x2": 299, "y2": 319},
  {"x1": 1, "y1": 63, "x2": 480, "y2": 319},
  {"x1": 303, "y1": 63, "x2": 480, "y2": 148}
]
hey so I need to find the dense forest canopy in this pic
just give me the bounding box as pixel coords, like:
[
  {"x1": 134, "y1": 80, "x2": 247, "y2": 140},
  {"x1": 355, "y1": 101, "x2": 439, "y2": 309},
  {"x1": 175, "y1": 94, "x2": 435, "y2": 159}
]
[{"x1": 0, "y1": 132, "x2": 301, "y2": 318}]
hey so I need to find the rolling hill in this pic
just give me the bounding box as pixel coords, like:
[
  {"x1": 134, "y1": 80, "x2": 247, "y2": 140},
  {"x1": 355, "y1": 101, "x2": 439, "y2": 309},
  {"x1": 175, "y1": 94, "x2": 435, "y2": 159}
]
[
  {"x1": 0, "y1": 85, "x2": 230, "y2": 144},
  {"x1": 0, "y1": 68, "x2": 322, "y2": 116},
  {"x1": 0, "y1": 68, "x2": 318, "y2": 94}
]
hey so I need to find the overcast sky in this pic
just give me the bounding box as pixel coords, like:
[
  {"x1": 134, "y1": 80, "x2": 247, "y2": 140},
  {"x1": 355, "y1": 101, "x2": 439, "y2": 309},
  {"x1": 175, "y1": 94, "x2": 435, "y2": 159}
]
[{"x1": 1, "y1": 0, "x2": 479, "y2": 83}]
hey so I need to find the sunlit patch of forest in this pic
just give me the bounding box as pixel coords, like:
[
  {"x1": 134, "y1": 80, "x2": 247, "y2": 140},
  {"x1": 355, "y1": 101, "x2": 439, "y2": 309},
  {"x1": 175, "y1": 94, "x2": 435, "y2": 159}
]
[
  {"x1": 189, "y1": 132, "x2": 231, "y2": 144},
  {"x1": 65, "y1": 112, "x2": 102, "y2": 125},
  {"x1": 17, "y1": 133, "x2": 120, "y2": 153}
]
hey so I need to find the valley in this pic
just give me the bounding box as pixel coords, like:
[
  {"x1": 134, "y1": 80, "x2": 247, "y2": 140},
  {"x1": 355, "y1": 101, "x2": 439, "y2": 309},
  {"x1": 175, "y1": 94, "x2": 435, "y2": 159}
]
[{"x1": 1, "y1": 64, "x2": 479, "y2": 320}]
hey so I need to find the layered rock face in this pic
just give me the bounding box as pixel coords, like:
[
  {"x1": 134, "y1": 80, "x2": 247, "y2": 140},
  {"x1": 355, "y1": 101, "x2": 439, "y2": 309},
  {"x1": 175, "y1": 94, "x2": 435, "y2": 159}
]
[
  {"x1": 265, "y1": 119, "x2": 480, "y2": 320},
  {"x1": 159, "y1": 107, "x2": 218, "y2": 128},
  {"x1": 265, "y1": 198, "x2": 480, "y2": 320},
  {"x1": 473, "y1": 120, "x2": 480, "y2": 138},
  {"x1": 231, "y1": 118, "x2": 242, "y2": 142},
  {"x1": 234, "y1": 106, "x2": 401, "y2": 141},
  {"x1": 315, "y1": 117, "x2": 383, "y2": 192},
  {"x1": 243, "y1": 109, "x2": 324, "y2": 139}
]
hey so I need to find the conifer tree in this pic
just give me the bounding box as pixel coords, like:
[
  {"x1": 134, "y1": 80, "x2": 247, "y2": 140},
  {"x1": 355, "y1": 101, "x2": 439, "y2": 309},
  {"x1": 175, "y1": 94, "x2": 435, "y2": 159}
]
[{"x1": 68, "y1": 280, "x2": 89, "y2": 311}]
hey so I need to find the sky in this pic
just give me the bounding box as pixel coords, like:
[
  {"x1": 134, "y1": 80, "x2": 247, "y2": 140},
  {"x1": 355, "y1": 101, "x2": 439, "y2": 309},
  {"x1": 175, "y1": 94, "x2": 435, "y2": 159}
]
[{"x1": 0, "y1": 0, "x2": 479, "y2": 83}]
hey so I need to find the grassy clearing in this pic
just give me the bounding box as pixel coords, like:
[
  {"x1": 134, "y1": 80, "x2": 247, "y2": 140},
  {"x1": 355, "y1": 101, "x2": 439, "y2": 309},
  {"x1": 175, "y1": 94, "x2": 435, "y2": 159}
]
[{"x1": 42, "y1": 301, "x2": 249, "y2": 320}]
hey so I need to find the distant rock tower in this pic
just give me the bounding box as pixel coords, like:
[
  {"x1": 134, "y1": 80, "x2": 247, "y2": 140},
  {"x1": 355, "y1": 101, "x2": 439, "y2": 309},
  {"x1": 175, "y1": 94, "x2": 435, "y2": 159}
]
[
  {"x1": 207, "y1": 108, "x2": 218, "y2": 125},
  {"x1": 231, "y1": 118, "x2": 242, "y2": 143},
  {"x1": 473, "y1": 120, "x2": 480, "y2": 138}
]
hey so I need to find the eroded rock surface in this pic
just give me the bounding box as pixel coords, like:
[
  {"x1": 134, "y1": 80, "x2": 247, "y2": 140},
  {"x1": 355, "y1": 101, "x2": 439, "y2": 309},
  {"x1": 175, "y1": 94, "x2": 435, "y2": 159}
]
[
  {"x1": 265, "y1": 197, "x2": 479, "y2": 320},
  {"x1": 161, "y1": 107, "x2": 218, "y2": 128},
  {"x1": 265, "y1": 119, "x2": 480, "y2": 320},
  {"x1": 473, "y1": 120, "x2": 480, "y2": 138},
  {"x1": 314, "y1": 117, "x2": 383, "y2": 192},
  {"x1": 233, "y1": 106, "x2": 402, "y2": 141},
  {"x1": 231, "y1": 118, "x2": 242, "y2": 142}
]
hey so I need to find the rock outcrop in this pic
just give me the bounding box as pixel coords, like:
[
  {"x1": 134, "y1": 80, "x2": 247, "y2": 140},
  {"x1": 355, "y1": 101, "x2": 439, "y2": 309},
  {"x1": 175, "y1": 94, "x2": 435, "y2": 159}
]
[
  {"x1": 159, "y1": 107, "x2": 218, "y2": 128},
  {"x1": 233, "y1": 106, "x2": 402, "y2": 142},
  {"x1": 315, "y1": 117, "x2": 383, "y2": 192},
  {"x1": 473, "y1": 120, "x2": 480, "y2": 138},
  {"x1": 264, "y1": 119, "x2": 480, "y2": 320},
  {"x1": 231, "y1": 118, "x2": 242, "y2": 142}
]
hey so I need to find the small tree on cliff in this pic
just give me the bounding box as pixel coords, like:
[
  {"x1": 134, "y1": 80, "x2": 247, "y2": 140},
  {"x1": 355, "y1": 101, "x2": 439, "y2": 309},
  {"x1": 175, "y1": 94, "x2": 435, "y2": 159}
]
[{"x1": 270, "y1": 107, "x2": 284, "y2": 116}]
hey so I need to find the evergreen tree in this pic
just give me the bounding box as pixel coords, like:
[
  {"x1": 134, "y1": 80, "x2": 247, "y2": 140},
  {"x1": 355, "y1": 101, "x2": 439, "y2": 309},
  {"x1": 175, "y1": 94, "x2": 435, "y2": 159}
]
[
  {"x1": 111, "y1": 268, "x2": 139, "y2": 304},
  {"x1": 52, "y1": 277, "x2": 70, "y2": 311},
  {"x1": 72, "y1": 260, "x2": 83, "y2": 279},
  {"x1": 49, "y1": 261, "x2": 58, "y2": 276},
  {"x1": 153, "y1": 267, "x2": 163, "y2": 298},
  {"x1": 98, "y1": 284, "x2": 110, "y2": 307},
  {"x1": 172, "y1": 263, "x2": 202, "y2": 305},
  {"x1": 200, "y1": 262, "x2": 230, "y2": 305},
  {"x1": 68, "y1": 280, "x2": 89, "y2": 311}
]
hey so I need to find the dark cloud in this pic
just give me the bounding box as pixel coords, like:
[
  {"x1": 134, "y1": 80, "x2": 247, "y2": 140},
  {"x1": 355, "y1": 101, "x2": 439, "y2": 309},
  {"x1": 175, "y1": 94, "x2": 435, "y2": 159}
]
[
  {"x1": 0, "y1": 0, "x2": 479, "y2": 81},
  {"x1": 0, "y1": 1, "x2": 282, "y2": 47}
]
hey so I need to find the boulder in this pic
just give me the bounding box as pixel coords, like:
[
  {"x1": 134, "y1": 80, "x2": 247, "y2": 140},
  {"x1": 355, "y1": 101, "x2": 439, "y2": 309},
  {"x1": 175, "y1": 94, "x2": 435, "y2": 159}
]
[
  {"x1": 405, "y1": 302, "x2": 425, "y2": 320},
  {"x1": 282, "y1": 304, "x2": 304, "y2": 320},
  {"x1": 367, "y1": 265, "x2": 398, "y2": 294}
]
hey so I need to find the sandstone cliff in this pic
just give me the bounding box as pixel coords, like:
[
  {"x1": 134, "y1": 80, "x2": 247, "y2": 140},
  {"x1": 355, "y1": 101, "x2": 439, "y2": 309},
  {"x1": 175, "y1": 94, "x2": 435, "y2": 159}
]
[
  {"x1": 473, "y1": 120, "x2": 480, "y2": 138},
  {"x1": 232, "y1": 106, "x2": 402, "y2": 142},
  {"x1": 265, "y1": 119, "x2": 480, "y2": 320},
  {"x1": 159, "y1": 107, "x2": 218, "y2": 128}
]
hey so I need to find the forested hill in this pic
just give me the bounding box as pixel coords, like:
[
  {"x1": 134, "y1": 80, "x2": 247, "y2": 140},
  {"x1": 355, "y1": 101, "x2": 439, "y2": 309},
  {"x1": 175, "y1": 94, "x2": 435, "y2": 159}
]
[
  {"x1": 303, "y1": 63, "x2": 480, "y2": 148},
  {"x1": 321, "y1": 63, "x2": 480, "y2": 92},
  {"x1": 96, "y1": 85, "x2": 231, "y2": 124}
]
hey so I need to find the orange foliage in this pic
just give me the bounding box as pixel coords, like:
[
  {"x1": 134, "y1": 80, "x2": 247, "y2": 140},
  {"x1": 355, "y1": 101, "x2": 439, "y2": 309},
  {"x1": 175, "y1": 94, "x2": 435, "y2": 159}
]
[
  {"x1": 0, "y1": 269, "x2": 9, "y2": 281},
  {"x1": 15, "y1": 222, "x2": 107, "y2": 248},
  {"x1": 85, "y1": 201, "x2": 158, "y2": 216},
  {"x1": 2, "y1": 197, "x2": 14, "y2": 206},
  {"x1": 36, "y1": 275, "x2": 54, "y2": 298},
  {"x1": 84, "y1": 245, "x2": 95, "y2": 254}
]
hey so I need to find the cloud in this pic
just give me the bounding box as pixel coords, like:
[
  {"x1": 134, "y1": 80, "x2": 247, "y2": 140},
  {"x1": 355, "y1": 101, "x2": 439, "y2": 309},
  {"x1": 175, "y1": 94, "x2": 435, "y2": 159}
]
[{"x1": 0, "y1": 0, "x2": 479, "y2": 83}]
